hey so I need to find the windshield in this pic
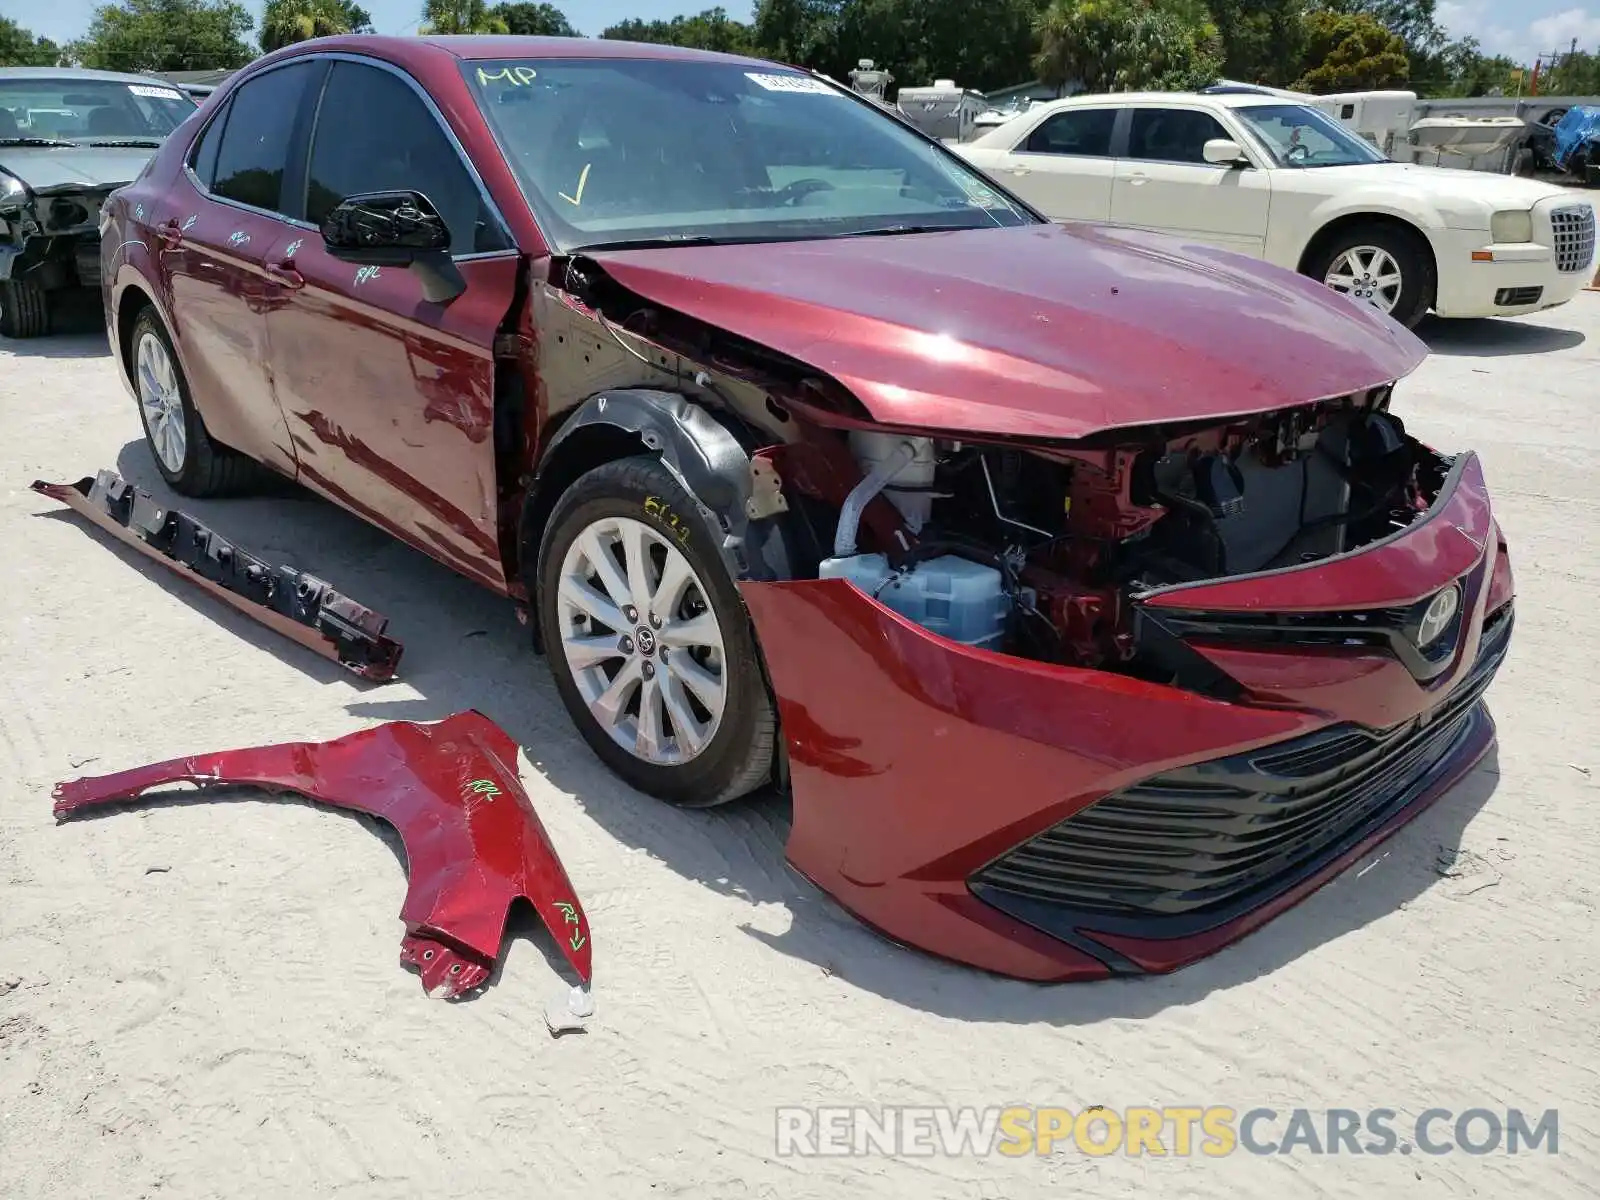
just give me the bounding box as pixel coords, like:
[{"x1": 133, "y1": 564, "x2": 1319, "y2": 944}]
[
  {"x1": 1233, "y1": 103, "x2": 1388, "y2": 168},
  {"x1": 0, "y1": 76, "x2": 196, "y2": 144},
  {"x1": 463, "y1": 58, "x2": 1034, "y2": 251}
]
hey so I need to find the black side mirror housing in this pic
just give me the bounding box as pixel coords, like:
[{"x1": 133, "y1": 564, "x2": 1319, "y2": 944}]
[{"x1": 321, "y1": 190, "x2": 465, "y2": 303}]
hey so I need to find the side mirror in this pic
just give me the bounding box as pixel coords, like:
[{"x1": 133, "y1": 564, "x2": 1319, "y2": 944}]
[
  {"x1": 321, "y1": 190, "x2": 465, "y2": 303},
  {"x1": 1202, "y1": 138, "x2": 1250, "y2": 167}
]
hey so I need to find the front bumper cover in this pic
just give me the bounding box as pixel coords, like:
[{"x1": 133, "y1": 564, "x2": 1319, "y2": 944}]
[{"x1": 740, "y1": 451, "x2": 1511, "y2": 981}]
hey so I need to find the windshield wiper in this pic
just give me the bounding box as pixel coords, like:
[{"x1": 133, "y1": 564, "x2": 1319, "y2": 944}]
[
  {"x1": 84, "y1": 138, "x2": 164, "y2": 148},
  {"x1": 0, "y1": 136, "x2": 76, "y2": 147},
  {"x1": 567, "y1": 234, "x2": 751, "y2": 252},
  {"x1": 834, "y1": 223, "x2": 969, "y2": 238}
]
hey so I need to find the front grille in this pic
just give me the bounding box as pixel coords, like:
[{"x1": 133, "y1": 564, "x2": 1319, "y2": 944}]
[
  {"x1": 1495, "y1": 286, "x2": 1543, "y2": 307},
  {"x1": 972, "y1": 605, "x2": 1512, "y2": 924},
  {"x1": 1551, "y1": 205, "x2": 1595, "y2": 273}
]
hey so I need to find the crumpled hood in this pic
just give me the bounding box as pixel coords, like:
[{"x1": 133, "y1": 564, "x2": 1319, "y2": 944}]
[
  {"x1": 586, "y1": 222, "x2": 1428, "y2": 439},
  {"x1": 0, "y1": 145, "x2": 158, "y2": 193}
]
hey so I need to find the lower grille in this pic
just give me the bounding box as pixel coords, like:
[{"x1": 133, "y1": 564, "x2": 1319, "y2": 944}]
[
  {"x1": 1551, "y1": 205, "x2": 1595, "y2": 274},
  {"x1": 972, "y1": 605, "x2": 1512, "y2": 923},
  {"x1": 1495, "y1": 286, "x2": 1543, "y2": 307}
]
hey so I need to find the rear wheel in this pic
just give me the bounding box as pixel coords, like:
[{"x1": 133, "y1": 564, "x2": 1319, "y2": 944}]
[
  {"x1": 1308, "y1": 223, "x2": 1434, "y2": 329},
  {"x1": 129, "y1": 307, "x2": 261, "y2": 497},
  {"x1": 0, "y1": 278, "x2": 50, "y2": 338},
  {"x1": 537, "y1": 454, "x2": 775, "y2": 807}
]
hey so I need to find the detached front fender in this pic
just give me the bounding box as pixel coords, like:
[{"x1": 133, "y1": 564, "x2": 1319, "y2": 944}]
[{"x1": 53, "y1": 711, "x2": 593, "y2": 1012}]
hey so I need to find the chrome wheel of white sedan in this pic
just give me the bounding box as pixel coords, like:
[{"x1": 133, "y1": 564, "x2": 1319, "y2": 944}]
[
  {"x1": 1323, "y1": 245, "x2": 1404, "y2": 314},
  {"x1": 136, "y1": 330, "x2": 188, "y2": 473},
  {"x1": 555, "y1": 514, "x2": 728, "y2": 767}
]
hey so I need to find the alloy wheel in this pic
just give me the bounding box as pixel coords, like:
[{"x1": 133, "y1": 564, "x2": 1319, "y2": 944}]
[
  {"x1": 136, "y1": 331, "x2": 187, "y2": 473},
  {"x1": 1323, "y1": 245, "x2": 1404, "y2": 314},
  {"x1": 554, "y1": 515, "x2": 728, "y2": 766}
]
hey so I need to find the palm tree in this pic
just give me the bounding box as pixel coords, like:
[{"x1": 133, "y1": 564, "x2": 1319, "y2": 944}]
[
  {"x1": 260, "y1": 0, "x2": 368, "y2": 52},
  {"x1": 421, "y1": 0, "x2": 509, "y2": 35}
]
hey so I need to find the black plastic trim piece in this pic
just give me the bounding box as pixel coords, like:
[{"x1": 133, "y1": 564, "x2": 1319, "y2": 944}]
[{"x1": 32, "y1": 471, "x2": 402, "y2": 680}]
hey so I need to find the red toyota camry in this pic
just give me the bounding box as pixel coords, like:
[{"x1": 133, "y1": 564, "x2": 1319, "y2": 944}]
[{"x1": 98, "y1": 35, "x2": 1513, "y2": 981}]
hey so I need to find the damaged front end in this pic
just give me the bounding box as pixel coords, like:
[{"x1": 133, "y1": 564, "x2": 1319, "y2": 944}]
[
  {"x1": 0, "y1": 171, "x2": 119, "y2": 332},
  {"x1": 53, "y1": 712, "x2": 594, "y2": 1020},
  {"x1": 528, "y1": 230, "x2": 1512, "y2": 981}
]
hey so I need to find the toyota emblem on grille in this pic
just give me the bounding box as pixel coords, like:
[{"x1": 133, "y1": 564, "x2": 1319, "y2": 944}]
[{"x1": 1417, "y1": 585, "x2": 1461, "y2": 649}]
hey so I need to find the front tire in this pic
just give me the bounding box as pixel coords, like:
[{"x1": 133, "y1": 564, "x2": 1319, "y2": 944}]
[
  {"x1": 1308, "y1": 223, "x2": 1434, "y2": 329},
  {"x1": 0, "y1": 278, "x2": 50, "y2": 338},
  {"x1": 129, "y1": 307, "x2": 260, "y2": 497},
  {"x1": 536, "y1": 455, "x2": 776, "y2": 807}
]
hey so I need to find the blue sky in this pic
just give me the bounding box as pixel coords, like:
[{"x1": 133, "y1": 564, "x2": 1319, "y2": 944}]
[{"x1": 7, "y1": 0, "x2": 1598, "y2": 68}]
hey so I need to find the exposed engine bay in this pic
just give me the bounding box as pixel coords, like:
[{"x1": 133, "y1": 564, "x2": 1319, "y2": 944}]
[
  {"x1": 805, "y1": 400, "x2": 1449, "y2": 676},
  {"x1": 537, "y1": 256, "x2": 1451, "y2": 690}
]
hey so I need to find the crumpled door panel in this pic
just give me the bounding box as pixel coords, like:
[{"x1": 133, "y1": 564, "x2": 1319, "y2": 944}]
[{"x1": 53, "y1": 711, "x2": 592, "y2": 1002}]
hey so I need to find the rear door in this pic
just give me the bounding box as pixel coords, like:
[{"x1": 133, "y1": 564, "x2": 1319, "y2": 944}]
[
  {"x1": 1110, "y1": 106, "x2": 1271, "y2": 256},
  {"x1": 262, "y1": 56, "x2": 521, "y2": 591},
  {"x1": 982, "y1": 107, "x2": 1120, "y2": 222},
  {"x1": 152, "y1": 60, "x2": 323, "y2": 476}
]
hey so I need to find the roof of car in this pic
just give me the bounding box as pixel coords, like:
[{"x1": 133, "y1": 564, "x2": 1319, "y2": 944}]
[
  {"x1": 1043, "y1": 90, "x2": 1304, "y2": 109},
  {"x1": 0, "y1": 65, "x2": 182, "y2": 87},
  {"x1": 291, "y1": 33, "x2": 777, "y2": 67}
]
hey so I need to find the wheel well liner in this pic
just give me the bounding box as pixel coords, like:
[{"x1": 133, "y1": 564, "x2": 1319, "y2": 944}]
[
  {"x1": 517, "y1": 388, "x2": 792, "y2": 616},
  {"x1": 115, "y1": 282, "x2": 154, "y2": 369}
]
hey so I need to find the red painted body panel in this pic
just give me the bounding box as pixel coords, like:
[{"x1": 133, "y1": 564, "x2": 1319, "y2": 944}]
[
  {"x1": 147, "y1": 182, "x2": 302, "y2": 474},
  {"x1": 588, "y1": 223, "x2": 1428, "y2": 439},
  {"x1": 52, "y1": 712, "x2": 591, "y2": 999},
  {"x1": 265, "y1": 246, "x2": 521, "y2": 592}
]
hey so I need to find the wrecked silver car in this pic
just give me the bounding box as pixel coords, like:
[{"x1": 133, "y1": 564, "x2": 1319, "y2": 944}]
[{"x1": 0, "y1": 67, "x2": 196, "y2": 337}]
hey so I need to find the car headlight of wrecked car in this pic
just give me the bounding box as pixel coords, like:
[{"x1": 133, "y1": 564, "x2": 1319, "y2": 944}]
[{"x1": 1490, "y1": 209, "x2": 1535, "y2": 244}]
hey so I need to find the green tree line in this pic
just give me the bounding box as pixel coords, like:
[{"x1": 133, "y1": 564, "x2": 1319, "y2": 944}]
[{"x1": 0, "y1": 0, "x2": 1583, "y2": 99}]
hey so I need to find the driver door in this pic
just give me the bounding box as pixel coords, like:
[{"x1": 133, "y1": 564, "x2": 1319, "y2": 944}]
[
  {"x1": 1109, "y1": 106, "x2": 1271, "y2": 257},
  {"x1": 262, "y1": 57, "x2": 521, "y2": 590}
]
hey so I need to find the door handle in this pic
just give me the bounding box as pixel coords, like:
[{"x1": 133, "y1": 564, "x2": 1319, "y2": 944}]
[
  {"x1": 264, "y1": 260, "x2": 304, "y2": 289},
  {"x1": 156, "y1": 220, "x2": 183, "y2": 248},
  {"x1": 1009, "y1": 167, "x2": 1031, "y2": 176},
  {"x1": 1129, "y1": 175, "x2": 1149, "y2": 186}
]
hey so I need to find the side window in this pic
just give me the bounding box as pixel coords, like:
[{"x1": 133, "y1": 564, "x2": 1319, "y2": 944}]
[
  {"x1": 1127, "y1": 108, "x2": 1233, "y2": 165},
  {"x1": 306, "y1": 61, "x2": 506, "y2": 255},
  {"x1": 1022, "y1": 109, "x2": 1117, "y2": 157},
  {"x1": 189, "y1": 99, "x2": 229, "y2": 188},
  {"x1": 211, "y1": 62, "x2": 317, "y2": 213}
]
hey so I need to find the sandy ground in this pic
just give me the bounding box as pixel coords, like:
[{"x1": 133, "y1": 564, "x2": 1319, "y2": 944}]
[{"x1": 2, "y1": 297, "x2": 1597, "y2": 1199}]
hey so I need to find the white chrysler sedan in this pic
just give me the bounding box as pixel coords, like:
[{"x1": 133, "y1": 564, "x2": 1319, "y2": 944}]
[{"x1": 955, "y1": 90, "x2": 1597, "y2": 327}]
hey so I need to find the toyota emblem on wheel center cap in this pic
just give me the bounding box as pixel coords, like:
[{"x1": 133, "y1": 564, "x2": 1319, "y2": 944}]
[
  {"x1": 1417, "y1": 585, "x2": 1461, "y2": 649},
  {"x1": 635, "y1": 626, "x2": 657, "y2": 656}
]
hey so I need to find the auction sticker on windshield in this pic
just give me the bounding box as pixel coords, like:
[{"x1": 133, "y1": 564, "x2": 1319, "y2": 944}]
[
  {"x1": 745, "y1": 73, "x2": 838, "y2": 95},
  {"x1": 128, "y1": 84, "x2": 184, "y2": 100}
]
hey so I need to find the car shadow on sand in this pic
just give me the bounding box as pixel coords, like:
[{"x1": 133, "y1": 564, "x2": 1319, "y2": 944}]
[
  {"x1": 1419, "y1": 315, "x2": 1586, "y2": 356},
  {"x1": 45, "y1": 439, "x2": 1501, "y2": 1024}
]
